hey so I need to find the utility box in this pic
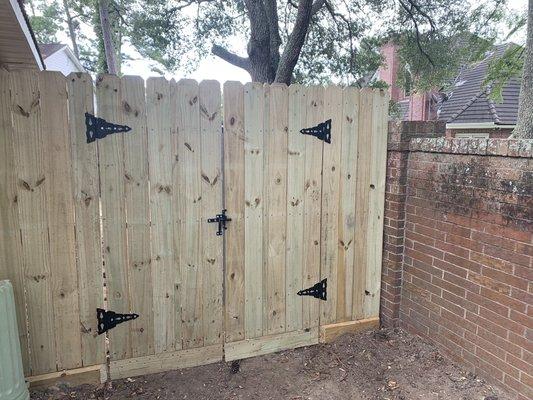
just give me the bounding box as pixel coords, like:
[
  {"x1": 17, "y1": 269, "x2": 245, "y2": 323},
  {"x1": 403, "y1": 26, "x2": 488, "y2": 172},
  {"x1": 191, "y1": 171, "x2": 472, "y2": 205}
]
[{"x1": 0, "y1": 280, "x2": 29, "y2": 400}]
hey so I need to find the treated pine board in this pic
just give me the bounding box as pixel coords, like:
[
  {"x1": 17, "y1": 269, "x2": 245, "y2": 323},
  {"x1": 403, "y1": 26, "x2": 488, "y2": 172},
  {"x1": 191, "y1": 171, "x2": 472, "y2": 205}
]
[
  {"x1": 0, "y1": 70, "x2": 29, "y2": 373},
  {"x1": 10, "y1": 70, "x2": 56, "y2": 375},
  {"x1": 336, "y1": 87, "x2": 360, "y2": 322},
  {"x1": 225, "y1": 328, "x2": 319, "y2": 361},
  {"x1": 243, "y1": 82, "x2": 265, "y2": 339},
  {"x1": 352, "y1": 89, "x2": 374, "y2": 320},
  {"x1": 109, "y1": 344, "x2": 223, "y2": 380},
  {"x1": 319, "y1": 317, "x2": 379, "y2": 343},
  {"x1": 199, "y1": 80, "x2": 223, "y2": 346},
  {"x1": 223, "y1": 81, "x2": 246, "y2": 342},
  {"x1": 27, "y1": 364, "x2": 106, "y2": 388},
  {"x1": 175, "y1": 79, "x2": 203, "y2": 349},
  {"x1": 263, "y1": 84, "x2": 288, "y2": 335},
  {"x1": 320, "y1": 85, "x2": 343, "y2": 325},
  {"x1": 285, "y1": 84, "x2": 306, "y2": 332},
  {"x1": 364, "y1": 89, "x2": 388, "y2": 318},
  {"x1": 39, "y1": 71, "x2": 82, "y2": 370},
  {"x1": 121, "y1": 76, "x2": 153, "y2": 357},
  {"x1": 146, "y1": 77, "x2": 175, "y2": 354},
  {"x1": 95, "y1": 74, "x2": 130, "y2": 360},
  {"x1": 302, "y1": 86, "x2": 324, "y2": 330},
  {"x1": 68, "y1": 73, "x2": 105, "y2": 367}
]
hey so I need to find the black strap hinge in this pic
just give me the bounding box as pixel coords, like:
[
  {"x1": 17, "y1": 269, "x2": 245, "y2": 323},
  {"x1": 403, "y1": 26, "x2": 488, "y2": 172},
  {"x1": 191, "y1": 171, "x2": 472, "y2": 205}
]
[
  {"x1": 97, "y1": 308, "x2": 138, "y2": 335},
  {"x1": 297, "y1": 278, "x2": 327, "y2": 301},
  {"x1": 300, "y1": 119, "x2": 331, "y2": 143},
  {"x1": 85, "y1": 113, "x2": 132, "y2": 143}
]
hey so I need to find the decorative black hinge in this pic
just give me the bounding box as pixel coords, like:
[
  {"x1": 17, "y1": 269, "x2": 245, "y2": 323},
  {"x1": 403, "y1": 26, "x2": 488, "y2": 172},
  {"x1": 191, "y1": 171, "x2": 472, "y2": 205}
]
[
  {"x1": 85, "y1": 112, "x2": 132, "y2": 143},
  {"x1": 300, "y1": 119, "x2": 331, "y2": 143},
  {"x1": 97, "y1": 308, "x2": 138, "y2": 335},
  {"x1": 297, "y1": 278, "x2": 327, "y2": 301},
  {"x1": 207, "y1": 209, "x2": 231, "y2": 236}
]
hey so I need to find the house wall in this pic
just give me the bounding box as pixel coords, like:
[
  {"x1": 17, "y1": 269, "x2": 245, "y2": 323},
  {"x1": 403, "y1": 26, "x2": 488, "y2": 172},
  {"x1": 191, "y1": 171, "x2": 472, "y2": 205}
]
[
  {"x1": 44, "y1": 49, "x2": 83, "y2": 76},
  {"x1": 381, "y1": 121, "x2": 532, "y2": 400},
  {"x1": 445, "y1": 128, "x2": 514, "y2": 139}
]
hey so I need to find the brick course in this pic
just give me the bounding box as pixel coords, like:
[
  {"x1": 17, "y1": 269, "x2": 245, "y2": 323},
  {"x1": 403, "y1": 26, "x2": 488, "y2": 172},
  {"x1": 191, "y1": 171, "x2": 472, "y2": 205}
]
[{"x1": 380, "y1": 122, "x2": 532, "y2": 399}]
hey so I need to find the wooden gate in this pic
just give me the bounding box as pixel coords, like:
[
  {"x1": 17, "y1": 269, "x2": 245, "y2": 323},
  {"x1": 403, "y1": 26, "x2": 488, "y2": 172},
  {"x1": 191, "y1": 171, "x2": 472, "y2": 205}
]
[
  {"x1": 0, "y1": 70, "x2": 388, "y2": 384},
  {"x1": 223, "y1": 83, "x2": 388, "y2": 359}
]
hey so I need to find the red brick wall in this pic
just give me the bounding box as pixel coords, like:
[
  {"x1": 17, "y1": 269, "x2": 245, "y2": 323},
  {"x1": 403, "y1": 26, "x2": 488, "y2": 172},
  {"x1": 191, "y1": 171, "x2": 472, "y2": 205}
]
[{"x1": 381, "y1": 123, "x2": 532, "y2": 399}]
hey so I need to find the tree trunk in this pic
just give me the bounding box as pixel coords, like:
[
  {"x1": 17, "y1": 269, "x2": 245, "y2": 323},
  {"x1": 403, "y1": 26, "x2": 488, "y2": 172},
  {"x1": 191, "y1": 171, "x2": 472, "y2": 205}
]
[
  {"x1": 63, "y1": 0, "x2": 80, "y2": 60},
  {"x1": 513, "y1": 0, "x2": 533, "y2": 139},
  {"x1": 98, "y1": 0, "x2": 118, "y2": 75}
]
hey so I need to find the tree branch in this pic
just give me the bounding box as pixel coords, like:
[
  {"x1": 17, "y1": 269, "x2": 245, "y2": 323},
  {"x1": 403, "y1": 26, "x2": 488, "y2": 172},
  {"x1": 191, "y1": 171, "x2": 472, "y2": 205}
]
[
  {"x1": 263, "y1": 0, "x2": 282, "y2": 70},
  {"x1": 212, "y1": 44, "x2": 251, "y2": 71},
  {"x1": 275, "y1": 0, "x2": 314, "y2": 83},
  {"x1": 399, "y1": 0, "x2": 435, "y2": 66}
]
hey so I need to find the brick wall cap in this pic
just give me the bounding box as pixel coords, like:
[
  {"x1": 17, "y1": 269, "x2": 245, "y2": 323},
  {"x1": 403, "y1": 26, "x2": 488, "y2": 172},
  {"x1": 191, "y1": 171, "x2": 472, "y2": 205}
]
[{"x1": 408, "y1": 138, "x2": 533, "y2": 158}]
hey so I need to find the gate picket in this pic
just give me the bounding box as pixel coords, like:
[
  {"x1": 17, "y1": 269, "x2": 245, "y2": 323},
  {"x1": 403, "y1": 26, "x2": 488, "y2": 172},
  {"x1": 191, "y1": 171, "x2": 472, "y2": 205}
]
[
  {"x1": 10, "y1": 70, "x2": 56, "y2": 375},
  {"x1": 40, "y1": 71, "x2": 81, "y2": 370},
  {"x1": 96, "y1": 75, "x2": 131, "y2": 360},
  {"x1": 122, "y1": 76, "x2": 153, "y2": 357},
  {"x1": 147, "y1": 77, "x2": 174, "y2": 354},
  {"x1": 68, "y1": 72, "x2": 106, "y2": 367},
  {"x1": 223, "y1": 82, "x2": 246, "y2": 342}
]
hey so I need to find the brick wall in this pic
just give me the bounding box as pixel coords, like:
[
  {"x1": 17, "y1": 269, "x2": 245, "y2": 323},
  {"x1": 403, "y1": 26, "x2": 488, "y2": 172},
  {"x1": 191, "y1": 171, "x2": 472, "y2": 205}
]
[{"x1": 380, "y1": 122, "x2": 532, "y2": 399}]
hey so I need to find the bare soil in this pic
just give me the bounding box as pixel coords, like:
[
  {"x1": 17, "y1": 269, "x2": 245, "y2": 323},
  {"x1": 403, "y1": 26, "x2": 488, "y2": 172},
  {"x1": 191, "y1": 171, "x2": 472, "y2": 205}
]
[{"x1": 31, "y1": 328, "x2": 510, "y2": 400}]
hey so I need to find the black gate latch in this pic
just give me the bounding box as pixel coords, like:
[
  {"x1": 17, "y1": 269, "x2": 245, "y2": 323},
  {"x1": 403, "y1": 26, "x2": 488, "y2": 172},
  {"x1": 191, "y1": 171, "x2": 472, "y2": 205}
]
[
  {"x1": 300, "y1": 119, "x2": 331, "y2": 143},
  {"x1": 208, "y1": 209, "x2": 231, "y2": 236},
  {"x1": 97, "y1": 308, "x2": 138, "y2": 335},
  {"x1": 297, "y1": 278, "x2": 327, "y2": 301}
]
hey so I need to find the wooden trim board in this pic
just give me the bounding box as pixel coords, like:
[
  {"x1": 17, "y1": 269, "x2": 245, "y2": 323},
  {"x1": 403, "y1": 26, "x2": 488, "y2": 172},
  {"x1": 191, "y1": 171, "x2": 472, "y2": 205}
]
[
  {"x1": 109, "y1": 344, "x2": 223, "y2": 380},
  {"x1": 26, "y1": 364, "x2": 106, "y2": 388},
  {"x1": 225, "y1": 328, "x2": 319, "y2": 362},
  {"x1": 319, "y1": 317, "x2": 379, "y2": 343}
]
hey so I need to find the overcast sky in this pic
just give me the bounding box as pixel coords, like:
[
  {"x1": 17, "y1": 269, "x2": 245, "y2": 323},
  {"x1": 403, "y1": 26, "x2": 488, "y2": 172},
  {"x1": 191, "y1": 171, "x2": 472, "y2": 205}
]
[{"x1": 49, "y1": 0, "x2": 528, "y2": 83}]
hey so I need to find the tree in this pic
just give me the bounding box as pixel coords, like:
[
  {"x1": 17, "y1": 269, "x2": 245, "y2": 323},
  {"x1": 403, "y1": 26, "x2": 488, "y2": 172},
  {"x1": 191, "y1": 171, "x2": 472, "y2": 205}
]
[
  {"x1": 514, "y1": 0, "x2": 532, "y2": 138},
  {"x1": 126, "y1": 0, "x2": 507, "y2": 86}
]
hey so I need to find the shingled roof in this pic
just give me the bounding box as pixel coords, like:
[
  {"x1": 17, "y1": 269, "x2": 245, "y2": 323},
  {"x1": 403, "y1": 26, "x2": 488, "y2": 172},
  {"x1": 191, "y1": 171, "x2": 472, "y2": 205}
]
[{"x1": 438, "y1": 44, "x2": 520, "y2": 126}]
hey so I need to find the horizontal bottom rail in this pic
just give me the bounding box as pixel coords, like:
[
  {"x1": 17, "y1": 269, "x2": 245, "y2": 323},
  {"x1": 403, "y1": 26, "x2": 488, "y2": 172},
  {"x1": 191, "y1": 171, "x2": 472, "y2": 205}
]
[
  {"x1": 109, "y1": 344, "x2": 223, "y2": 380},
  {"x1": 25, "y1": 319, "x2": 379, "y2": 386},
  {"x1": 225, "y1": 328, "x2": 319, "y2": 362},
  {"x1": 319, "y1": 317, "x2": 379, "y2": 343},
  {"x1": 26, "y1": 364, "x2": 106, "y2": 388}
]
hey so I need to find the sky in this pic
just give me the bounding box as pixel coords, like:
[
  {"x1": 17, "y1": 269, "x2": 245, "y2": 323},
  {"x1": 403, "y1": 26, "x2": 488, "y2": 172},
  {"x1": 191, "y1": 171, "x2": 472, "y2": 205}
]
[{"x1": 47, "y1": 0, "x2": 528, "y2": 83}]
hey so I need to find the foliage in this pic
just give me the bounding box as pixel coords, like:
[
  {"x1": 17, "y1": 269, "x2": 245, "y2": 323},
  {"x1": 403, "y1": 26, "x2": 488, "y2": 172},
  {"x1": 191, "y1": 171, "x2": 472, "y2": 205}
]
[
  {"x1": 26, "y1": 0, "x2": 519, "y2": 87},
  {"x1": 29, "y1": 1, "x2": 63, "y2": 43}
]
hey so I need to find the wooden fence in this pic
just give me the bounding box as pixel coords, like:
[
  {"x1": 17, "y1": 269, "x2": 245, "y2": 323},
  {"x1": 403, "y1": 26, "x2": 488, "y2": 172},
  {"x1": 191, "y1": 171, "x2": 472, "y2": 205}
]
[{"x1": 0, "y1": 70, "x2": 388, "y2": 384}]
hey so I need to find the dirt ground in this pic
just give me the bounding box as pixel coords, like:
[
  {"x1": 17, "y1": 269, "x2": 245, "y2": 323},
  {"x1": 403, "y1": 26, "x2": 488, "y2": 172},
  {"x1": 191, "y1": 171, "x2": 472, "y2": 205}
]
[{"x1": 31, "y1": 328, "x2": 510, "y2": 400}]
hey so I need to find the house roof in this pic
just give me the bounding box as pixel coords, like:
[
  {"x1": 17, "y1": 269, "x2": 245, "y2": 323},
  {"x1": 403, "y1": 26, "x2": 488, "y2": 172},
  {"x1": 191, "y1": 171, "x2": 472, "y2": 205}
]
[
  {"x1": 39, "y1": 43, "x2": 67, "y2": 59},
  {"x1": 438, "y1": 44, "x2": 521, "y2": 126},
  {"x1": 0, "y1": 0, "x2": 44, "y2": 69}
]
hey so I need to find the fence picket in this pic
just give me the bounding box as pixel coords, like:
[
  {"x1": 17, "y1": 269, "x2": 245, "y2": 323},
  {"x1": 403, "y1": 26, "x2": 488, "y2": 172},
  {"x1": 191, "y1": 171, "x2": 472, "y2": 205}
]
[
  {"x1": 176, "y1": 79, "x2": 203, "y2": 349},
  {"x1": 320, "y1": 86, "x2": 343, "y2": 325},
  {"x1": 243, "y1": 82, "x2": 265, "y2": 339},
  {"x1": 223, "y1": 82, "x2": 246, "y2": 343},
  {"x1": 96, "y1": 75, "x2": 130, "y2": 360},
  {"x1": 68, "y1": 72, "x2": 106, "y2": 367},
  {"x1": 40, "y1": 71, "x2": 82, "y2": 370},
  {"x1": 122, "y1": 76, "x2": 153, "y2": 357},
  {"x1": 337, "y1": 87, "x2": 360, "y2": 321},
  {"x1": 10, "y1": 70, "x2": 56, "y2": 375},
  {"x1": 285, "y1": 84, "x2": 306, "y2": 332},
  {"x1": 147, "y1": 77, "x2": 175, "y2": 354},
  {"x1": 199, "y1": 81, "x2": 223, "y2": 345},
  {"x1": 0, "y1": 70, "x2": 30, "y2": 373}
]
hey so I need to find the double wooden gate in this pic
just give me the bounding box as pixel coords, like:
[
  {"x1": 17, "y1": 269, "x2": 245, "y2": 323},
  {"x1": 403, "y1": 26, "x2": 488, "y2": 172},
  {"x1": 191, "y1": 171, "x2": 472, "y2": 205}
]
[{"x1": 0, "y1": 70, "x2": 388, "y2": 383}]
